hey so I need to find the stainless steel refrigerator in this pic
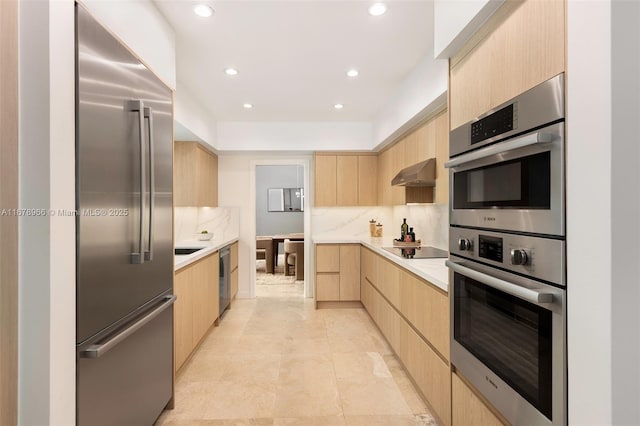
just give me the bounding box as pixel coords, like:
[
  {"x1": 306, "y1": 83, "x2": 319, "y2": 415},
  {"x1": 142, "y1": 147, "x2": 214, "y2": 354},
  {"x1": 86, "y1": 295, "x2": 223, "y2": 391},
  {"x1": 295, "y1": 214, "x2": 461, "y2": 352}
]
[{"x1": 75, "y1": 5, "x2": 174, "y2": 425}]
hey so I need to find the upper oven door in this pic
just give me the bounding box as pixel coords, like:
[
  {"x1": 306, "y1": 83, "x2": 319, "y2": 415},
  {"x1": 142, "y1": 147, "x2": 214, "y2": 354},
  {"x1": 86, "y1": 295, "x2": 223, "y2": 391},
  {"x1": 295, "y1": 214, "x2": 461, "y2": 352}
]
[{"x1": 446, "y1": 122, "x2": 564, "y2": 237}]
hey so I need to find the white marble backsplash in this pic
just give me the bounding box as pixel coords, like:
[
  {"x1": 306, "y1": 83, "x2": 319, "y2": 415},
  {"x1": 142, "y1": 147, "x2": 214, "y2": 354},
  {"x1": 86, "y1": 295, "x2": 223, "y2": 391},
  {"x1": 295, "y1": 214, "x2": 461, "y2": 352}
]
[
  {"x1": 197, "y1": 206, "x2": 240, "y2": 243},
  {"x1": 392, "y1": 204, "x2": 449, "y2": 250},
  {"x1": 174, "y1": 207, "x2": 198, "y2": 241},
  {"x1": 311, "y1": 206, "x2": 393, "y2": 238},
  {"x1": 174, "y1": 206, "x2": 240, "y2": 243}
]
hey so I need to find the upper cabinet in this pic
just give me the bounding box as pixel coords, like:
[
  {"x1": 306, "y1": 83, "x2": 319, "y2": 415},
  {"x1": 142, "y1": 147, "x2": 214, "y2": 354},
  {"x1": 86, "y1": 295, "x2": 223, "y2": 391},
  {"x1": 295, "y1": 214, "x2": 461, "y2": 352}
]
[
  {"x1": 449, "y1": 0, "x2": 565, "y2": 129},
  {"x1": 174, "y1": 141, "x2": 218, "y2": 207},
  {"x1": 314, "y1": 153, "x2": 378, "y2": 207},
  {"x1": 377, "y1": 109, "x2": 449, "y2": 206}
]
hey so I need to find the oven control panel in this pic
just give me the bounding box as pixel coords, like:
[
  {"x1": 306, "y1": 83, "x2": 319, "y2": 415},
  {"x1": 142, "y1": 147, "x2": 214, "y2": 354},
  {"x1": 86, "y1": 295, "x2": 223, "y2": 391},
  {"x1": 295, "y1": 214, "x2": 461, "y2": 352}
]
[
  {"x1": 478, "y1": 235, "x2": 503, "y2": 263},
  {"x1": 449, "y1": 226, "x2": 565, "y2": 286}
]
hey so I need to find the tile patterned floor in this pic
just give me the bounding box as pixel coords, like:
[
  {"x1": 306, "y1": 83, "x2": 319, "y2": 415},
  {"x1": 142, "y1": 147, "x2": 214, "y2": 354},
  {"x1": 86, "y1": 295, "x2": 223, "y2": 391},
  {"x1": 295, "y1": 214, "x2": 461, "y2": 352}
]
[{"x1": 155, "y1": 282, "x2": 437, "y2": 426}]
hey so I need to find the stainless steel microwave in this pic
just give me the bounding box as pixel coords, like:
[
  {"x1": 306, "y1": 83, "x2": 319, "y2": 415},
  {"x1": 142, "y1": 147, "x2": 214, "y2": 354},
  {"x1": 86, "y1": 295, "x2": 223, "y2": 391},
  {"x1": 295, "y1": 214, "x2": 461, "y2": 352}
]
[{"x1": 446, "y1": 74, "x2": 565, "y2": 237}]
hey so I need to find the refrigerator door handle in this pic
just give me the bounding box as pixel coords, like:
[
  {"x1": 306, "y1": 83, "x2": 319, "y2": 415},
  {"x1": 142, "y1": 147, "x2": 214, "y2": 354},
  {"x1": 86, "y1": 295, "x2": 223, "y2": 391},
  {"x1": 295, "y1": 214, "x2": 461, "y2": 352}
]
[
  {"x1": 80, "y1": 295, "x2": 176, "y2": 359},
  {"x1": 127, "y1": 100, "x2": 146, "y2": 264},
  {"x1": 144, "y1": 106, "x2": 154, "y2": 261}
]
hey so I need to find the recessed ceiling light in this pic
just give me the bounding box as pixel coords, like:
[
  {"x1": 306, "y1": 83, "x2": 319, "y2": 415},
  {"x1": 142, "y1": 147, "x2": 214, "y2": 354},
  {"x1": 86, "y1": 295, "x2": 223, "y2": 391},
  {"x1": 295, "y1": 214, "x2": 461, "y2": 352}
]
[
  {"x1": 368, "y1": 3, "x2": 387, "y2": 16},
  {"x1": 193, "y1": 4, "x2": 214, "y2": 18},
  {"x1": 243, "y1": 103, "x2": 253, "y2": 109},
  {"x1": 224, "y1": 68, "x2": 239, "y2": 76},
  {"x1": 334, "y1": 104, "x2": 344, "y2": 110},
  {"x1": 347, "y1": 69, "x2": 359, "y2": 78}
]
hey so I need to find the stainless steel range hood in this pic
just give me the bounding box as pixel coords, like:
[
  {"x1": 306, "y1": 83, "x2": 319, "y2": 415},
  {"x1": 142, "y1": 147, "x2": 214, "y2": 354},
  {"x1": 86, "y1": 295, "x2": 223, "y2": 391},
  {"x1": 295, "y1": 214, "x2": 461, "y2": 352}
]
[{"x1": 391, "y1": 158, "x2": 436, "y2": 187}]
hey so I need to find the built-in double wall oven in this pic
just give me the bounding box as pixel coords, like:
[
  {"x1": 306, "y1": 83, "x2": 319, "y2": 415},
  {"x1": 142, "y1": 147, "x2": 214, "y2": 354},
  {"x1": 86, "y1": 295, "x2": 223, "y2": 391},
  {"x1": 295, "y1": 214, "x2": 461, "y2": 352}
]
[{"x1": 446, "y1": 74, "x2": 566, "y2": 425}]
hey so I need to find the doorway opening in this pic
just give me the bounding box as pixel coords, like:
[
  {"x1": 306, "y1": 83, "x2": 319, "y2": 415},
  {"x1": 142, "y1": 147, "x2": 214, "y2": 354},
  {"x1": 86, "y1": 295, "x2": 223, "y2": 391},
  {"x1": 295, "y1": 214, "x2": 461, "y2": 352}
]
[{"x1": 249, "y1": 159, "x2": 311, "y2": 299}]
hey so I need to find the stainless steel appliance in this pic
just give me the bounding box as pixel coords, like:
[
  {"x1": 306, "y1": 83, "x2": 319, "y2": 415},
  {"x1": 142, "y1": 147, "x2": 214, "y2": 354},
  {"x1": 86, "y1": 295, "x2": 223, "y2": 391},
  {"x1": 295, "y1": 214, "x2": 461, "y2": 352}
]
[
  {"x1": 448, "y1": 228, "x2": 566, "y2": 425},
  {"x1": 382, "y1": 246, "x2": 448, "y2": 259},
  {"x1": 446, "y1": 74, "x2": 565, "y2": 237},
  {"x1": 220, "y1": 246, "x2": 231, "y2": 316},
  {"x1": 446, "y1": 74, "x2": 567, "y2": 425},
  {"x1": 75, "y1": 5, "x2": 174, "y2": 425}
]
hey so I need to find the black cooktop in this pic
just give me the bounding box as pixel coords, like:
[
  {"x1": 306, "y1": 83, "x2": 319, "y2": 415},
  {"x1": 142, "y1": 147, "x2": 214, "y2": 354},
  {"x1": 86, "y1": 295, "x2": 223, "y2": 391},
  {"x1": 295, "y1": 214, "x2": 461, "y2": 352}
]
[{"x1": 382, "y1": 246, "x2": 449, "y2": 259}]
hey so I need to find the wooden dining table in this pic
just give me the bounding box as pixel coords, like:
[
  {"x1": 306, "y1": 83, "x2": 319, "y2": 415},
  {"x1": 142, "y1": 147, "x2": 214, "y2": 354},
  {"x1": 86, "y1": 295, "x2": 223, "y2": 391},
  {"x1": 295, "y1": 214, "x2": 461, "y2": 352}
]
[{"x1": 272, "y1": 233, "x2": 304, "y2": 270}]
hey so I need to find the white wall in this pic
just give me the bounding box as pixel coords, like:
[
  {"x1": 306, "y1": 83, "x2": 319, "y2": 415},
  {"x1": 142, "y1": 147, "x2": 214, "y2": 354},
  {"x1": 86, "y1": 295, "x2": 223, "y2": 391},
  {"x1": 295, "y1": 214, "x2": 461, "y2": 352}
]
[
  {"x1": 433, "y1": 0, "x2": 504, "y2": 59},
  {"x1": 79, "y1": 0, "x2": 176, "y2": 89},
  {"x1": 217, "y1": 153, "x2": 312, "y2": 299},
  {"x1": 174, "y1": 81, "x2": 218, "y2": 148},
  {"x1": 610, "y1": 1, "x2": 640, "y2": 424},
  {"x1": 255, "y1": 165, "x2": 304, "y2": 236},
  {"x1": 216, "y1": 122, "x2": 372, "y2": 151},
  {"x1": 372, "y1": 55, "x2": 448, "y2": 150},
  {"x1": 18, "y1": 0, "x2": 76, "y2": 424},
  {"x1": 565, "y1": 0, "x2": 640, "y2": 423}
]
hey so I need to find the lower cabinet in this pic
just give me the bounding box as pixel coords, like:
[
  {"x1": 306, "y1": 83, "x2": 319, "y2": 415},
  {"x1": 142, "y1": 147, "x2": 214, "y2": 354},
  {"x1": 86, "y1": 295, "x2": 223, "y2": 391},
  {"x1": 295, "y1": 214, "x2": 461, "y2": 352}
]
[
  {"x1": 361, "y1": 246, "x2": 451, "y2": 425},
  {"x1": 315, "y1": 244, "x2": 360, "y2": 302},
  {"x1": 174, "y1": 252, "x2": 219, "y2": 372},
  {"x1": 452, "y1": 371, "x2": 506, "y2": 426},
  {"x1": 231, "y1": 241, "x2": 239, "y2": 299}
]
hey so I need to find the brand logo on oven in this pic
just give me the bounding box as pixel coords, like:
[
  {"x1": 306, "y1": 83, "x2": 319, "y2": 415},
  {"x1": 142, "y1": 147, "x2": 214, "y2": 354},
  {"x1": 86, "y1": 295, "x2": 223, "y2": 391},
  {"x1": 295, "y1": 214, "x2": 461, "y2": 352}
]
[
  {"x1": 485, "y1": 376, "x2": 498, "y2": 389},
  {"x1": 484, "y1": 217, "x2": 496, "y2": 222}
]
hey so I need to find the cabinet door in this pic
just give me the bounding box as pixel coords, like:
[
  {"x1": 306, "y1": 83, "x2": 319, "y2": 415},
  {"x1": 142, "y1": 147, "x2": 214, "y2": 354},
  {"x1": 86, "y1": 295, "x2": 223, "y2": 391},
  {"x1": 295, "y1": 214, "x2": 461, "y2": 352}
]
[
  {"x1": 316, "y1": 274, "x2": 340, "y2": 301},
  {"x1": 314, "y1": 155, "x2": 337, "y2": 206},
  {"x1": 192, "y1": 254, "x2": 218, "y2": 346},
  {"x1": 231, "y1": 268, "x2": 238, "y2": 299},
  {"x1": 230, "y1": 242, "x2": 238, "y2": 271},
  {"x1": 377, "y1": 149, "x2": 392, "y2": 206},
  {"x1": 449, "y1": 0, "x2": 565, "y2": 128},
  {"x1": 404, "y1": 132, "x2": 419, "y2": 166},
  {"x1": 174, "y1": 142, "x2": 198, "y2": 206},
  {"x1": 452, "y1": 372, "x2": 504, "y2": 426},
  {"x1": 173, "y1": 267, "x2": 194, "y2": 371},
  {"x1": 316, "y1": 245, "x2": 340, "y2": 272},
  {"x1": 357, "y1": 155, "x2": 378, "y2": 206},
  {"x1": 434, "y1": 111, "x2": 449, "y2": 204},
  {"x1": 404, "y1": 324, "x2": 451, "y2": 426},
  {"x1": 196, "y1": 146, "x2": 217, "y2": 207},
  {"x1": 390, "y1": 143, "x2": 405, "y2": 205},
  {"x1": 339, "y1": 245, "x2": 360, "y2": 301},
  {"x1": 400, "y1": 271, "x2": 450, "y2": 358},
  {"x1": 336, "y1": 155, "x2": 358, "y2": 206},
  {"x1": 416, "y1": 120, "x2": 436, "y2": 163}
]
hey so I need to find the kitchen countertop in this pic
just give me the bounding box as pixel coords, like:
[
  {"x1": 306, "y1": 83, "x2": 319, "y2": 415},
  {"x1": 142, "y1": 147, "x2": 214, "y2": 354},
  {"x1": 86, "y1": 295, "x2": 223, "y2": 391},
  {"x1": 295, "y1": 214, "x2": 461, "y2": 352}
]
[
  {"x1": 175, "y1": 237, "x2": 239, "y2": 271},
  {"x1": 312, "y1": 235, "x2": 449, "y2": 292}
]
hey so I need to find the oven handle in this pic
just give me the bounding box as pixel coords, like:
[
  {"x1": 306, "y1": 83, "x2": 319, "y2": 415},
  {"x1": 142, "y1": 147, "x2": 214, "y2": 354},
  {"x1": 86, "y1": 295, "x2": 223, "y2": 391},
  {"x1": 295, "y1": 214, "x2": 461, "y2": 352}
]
[
  {"x1": 446, "y1": 260, "x2": 554, "y2": 304},
  {"x1": 444, "y1": 132, "x2": 555, "y2": 169}
]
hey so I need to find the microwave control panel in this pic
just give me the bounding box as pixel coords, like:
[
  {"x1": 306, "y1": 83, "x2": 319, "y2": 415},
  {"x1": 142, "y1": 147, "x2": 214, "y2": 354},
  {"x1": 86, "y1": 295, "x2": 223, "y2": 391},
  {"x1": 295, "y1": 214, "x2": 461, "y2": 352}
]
[{"x1": 470, "y1": 103, "x2": 517, "y2": 145}]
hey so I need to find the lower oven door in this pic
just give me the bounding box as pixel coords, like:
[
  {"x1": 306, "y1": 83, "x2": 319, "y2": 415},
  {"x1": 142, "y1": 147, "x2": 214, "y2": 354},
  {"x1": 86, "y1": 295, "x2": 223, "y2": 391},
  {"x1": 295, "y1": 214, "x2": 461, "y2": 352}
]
[{"x1": 447, "y1": 257, "x2": 566, "y2": 425}]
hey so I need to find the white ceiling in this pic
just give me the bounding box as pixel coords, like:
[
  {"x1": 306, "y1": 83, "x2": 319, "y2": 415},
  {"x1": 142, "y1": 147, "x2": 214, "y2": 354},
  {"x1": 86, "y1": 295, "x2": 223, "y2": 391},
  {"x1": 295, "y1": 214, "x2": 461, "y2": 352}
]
[{"x1": 155, "y1": 1, "x2": 435, "y2": 122}]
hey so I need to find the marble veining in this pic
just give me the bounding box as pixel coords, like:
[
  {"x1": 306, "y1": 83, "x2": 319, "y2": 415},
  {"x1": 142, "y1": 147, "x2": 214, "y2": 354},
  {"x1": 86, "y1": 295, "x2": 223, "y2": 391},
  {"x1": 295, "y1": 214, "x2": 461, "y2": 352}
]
[
  {"x1": 393, "y1": 204, "x2": 448, "y2": 251},
  {"x1": 311, "y1": 207, "x2": 393, "y2": 237},
  {"x1": 175, "y1": 206, "x2": 240, "y2": 244}
]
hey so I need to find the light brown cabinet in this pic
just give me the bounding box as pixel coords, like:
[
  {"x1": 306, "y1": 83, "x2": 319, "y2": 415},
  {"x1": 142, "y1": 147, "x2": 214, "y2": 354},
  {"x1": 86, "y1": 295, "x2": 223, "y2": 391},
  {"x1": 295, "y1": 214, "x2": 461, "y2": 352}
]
[
  {"x1": 315, "y1": 244, "x2": 361, "y2": 302},
  {"x1": 377, "y1": 109, "x2": 449, "y2": 206},
  {"x1": 452, "y1": 371, "x2": 506, "y2": 426},
  {"x1": 174, "y1": 141, "x2": 218, "y2": 207},
  {"x1": 174, "y1": 252, "x2": 219, "y2": 372},
  {"x1": 336, "y1": 155, "x2": 358, "y2": 206},
  {"x1": 449, "y1": 0, "x2": 565, "y2": 129},
  {"x1": 360, "y1": 246, "x2": 451, "y2": 425},
  {"x1": 314, "y1": 154, "x2": 337, "y2": 206},
  {"x1": 230, "y1": 241, "x2": 239, "y2": 299},
  {"x1": 314, "y1": 153, "x2": 378, "y2": 207}
]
